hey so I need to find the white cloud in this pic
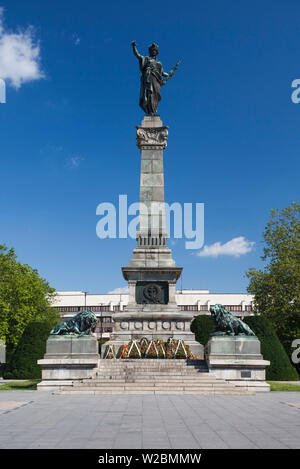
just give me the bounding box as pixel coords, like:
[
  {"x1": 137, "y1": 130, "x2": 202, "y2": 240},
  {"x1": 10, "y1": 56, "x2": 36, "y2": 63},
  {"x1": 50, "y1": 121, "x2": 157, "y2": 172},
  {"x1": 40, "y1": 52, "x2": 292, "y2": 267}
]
[
  {"x1": 72, "y1": 33, "x2": 80, "y2": 46},
  {"x1": 0, "y1": 8, "x2": 44, "y2": 89},
  {"x1": 65, "y1": 155, "x2": 85, "y2": 169},
  {"x1": 108, "y1": 287, "x2": 128, "y2": 294},
  {"x1": 197, "y1": 236, "x2": 255, "y2": 258}
]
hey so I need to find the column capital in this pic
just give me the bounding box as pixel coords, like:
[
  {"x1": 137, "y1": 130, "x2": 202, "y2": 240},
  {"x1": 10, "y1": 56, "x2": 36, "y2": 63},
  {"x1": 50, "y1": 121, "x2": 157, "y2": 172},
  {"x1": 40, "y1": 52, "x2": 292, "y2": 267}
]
[{"x1": 136, "y1": 126, "x2": 168, "y2": 150}]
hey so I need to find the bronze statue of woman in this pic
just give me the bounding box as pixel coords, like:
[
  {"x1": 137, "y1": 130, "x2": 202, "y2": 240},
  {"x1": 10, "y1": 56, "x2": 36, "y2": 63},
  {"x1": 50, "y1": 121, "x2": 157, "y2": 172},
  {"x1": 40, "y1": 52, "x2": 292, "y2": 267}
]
[{"x1": 131, "y1": 41, "x2": 179, "y2": 115}]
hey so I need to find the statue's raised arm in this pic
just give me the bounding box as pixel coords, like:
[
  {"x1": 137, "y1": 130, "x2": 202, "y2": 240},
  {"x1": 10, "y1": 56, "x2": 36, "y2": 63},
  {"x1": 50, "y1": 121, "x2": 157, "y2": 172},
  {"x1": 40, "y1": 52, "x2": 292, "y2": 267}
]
[
  {"x1": 131, "y1": 41, "x2": 180, "y2": 115},
  {"x1": 131, "y1": 41, "x2": 142, "y2": 61}
]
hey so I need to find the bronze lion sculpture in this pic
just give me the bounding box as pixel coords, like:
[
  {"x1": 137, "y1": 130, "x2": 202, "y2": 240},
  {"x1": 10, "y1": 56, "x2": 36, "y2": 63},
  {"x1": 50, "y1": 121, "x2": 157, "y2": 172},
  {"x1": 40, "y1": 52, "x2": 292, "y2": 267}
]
[
  {"x1": 50, "y1": 309, "x2": 97, "y2": 336},
  {"x1": 210, "y1": 304, "x2": 255, "y2": 336}
]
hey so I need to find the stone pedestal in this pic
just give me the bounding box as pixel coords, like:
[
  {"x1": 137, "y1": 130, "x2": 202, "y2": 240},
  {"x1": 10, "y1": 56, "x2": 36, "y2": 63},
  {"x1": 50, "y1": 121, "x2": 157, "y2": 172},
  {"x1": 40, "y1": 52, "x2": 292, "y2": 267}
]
[
  {"x1": 0, "y1": 340, "x2": 5, "y2": 378},
  {"x1": 206, "y1": 336, "x2": 270, "y2": 392},
  {"x1": 37, "y1": 335, "x2": 99, "y2": 391},
  {"x1": 106, "y1": 115, "x2": 203, "y2": 359}
]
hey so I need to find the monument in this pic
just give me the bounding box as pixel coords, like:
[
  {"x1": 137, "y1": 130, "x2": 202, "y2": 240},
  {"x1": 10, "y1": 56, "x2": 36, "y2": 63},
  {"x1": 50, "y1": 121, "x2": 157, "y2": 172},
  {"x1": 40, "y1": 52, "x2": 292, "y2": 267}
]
[
  {"x1": 131, "y1": 41, "x2": 179, "y2": 115},
  {"x1": 206, "y1": 305, "x2": 270, "y2": 392},
  {"x1": 37, "y1": 41, "x2": 270, "y2": 393},
  {"x1": 37, "y1": 310, "x2": 100, "y2": 390},
  {"x1": 105, "y1": 42, "x2": 203, "y2": 358}
]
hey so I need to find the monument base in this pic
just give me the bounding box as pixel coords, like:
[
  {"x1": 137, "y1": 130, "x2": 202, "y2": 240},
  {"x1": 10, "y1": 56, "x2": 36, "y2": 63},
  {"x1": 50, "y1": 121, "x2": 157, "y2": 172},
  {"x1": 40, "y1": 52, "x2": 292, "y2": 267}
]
[
  {"x1": 206, "y1": 336, "x2": 270, "y2": 392},
  {"x1": 37, "y1": 335, "x2": 99, "y2": 391},
  {"x1": 103, "y1": 308, "x2": 203, "y2": 358}
]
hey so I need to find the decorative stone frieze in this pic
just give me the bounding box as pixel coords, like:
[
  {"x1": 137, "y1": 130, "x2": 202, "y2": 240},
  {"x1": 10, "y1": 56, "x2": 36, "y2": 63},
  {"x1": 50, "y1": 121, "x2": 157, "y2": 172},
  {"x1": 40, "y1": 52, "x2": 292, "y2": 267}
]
[{"x1": 136, "y1": 126, "x2": 168, "y2": 149}]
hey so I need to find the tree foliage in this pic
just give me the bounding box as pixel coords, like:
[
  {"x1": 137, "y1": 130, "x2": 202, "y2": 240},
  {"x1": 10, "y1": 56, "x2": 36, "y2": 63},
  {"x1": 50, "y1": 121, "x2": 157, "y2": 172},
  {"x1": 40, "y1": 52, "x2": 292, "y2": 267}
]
[
  {"x1": 244, "y1": 316, "x2": 298, "y2": 381},
  {"x1": 190, "y1": 314, "x2": 214, "y2": 345},
  {"x1": 246, "y1": 202, "x2": 300, "y2": 373},
  {"x1": 3, "y1": 319, "x2": 58, "y2": 379},
  {"x1": 0, "y1": 244, "x2": 59, "y2": 359}
]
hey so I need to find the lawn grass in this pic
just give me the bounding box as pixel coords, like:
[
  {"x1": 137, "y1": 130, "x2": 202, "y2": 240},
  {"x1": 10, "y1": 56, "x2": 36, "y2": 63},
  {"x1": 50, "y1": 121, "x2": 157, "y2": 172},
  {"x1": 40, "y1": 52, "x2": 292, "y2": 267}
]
[
  {"x1": 0, "y1": 380, "x2": 39, "y2": 391},
  {"x1": 268, "y1": 381, "x2": 300, "y2": 392}
]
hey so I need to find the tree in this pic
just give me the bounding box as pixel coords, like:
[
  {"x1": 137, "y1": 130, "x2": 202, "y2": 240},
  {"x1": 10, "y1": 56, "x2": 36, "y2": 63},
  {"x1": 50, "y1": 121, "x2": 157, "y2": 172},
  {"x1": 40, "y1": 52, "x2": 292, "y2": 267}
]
[
  {"x1": 246, "y1": 202, "x2": 300, "y2": 374},
  {"x1": 244, "y1": 316, "x2": 298, "y2": 381},
  {"x1": 3, "y1": 319, "x2": 59, "y2": 379},
  {"x1": 190, "y1": 315, "x2": 214, "y2": 345},
  {"x1": 0, "y1": 244, "x2": 60, "y2": 360}
]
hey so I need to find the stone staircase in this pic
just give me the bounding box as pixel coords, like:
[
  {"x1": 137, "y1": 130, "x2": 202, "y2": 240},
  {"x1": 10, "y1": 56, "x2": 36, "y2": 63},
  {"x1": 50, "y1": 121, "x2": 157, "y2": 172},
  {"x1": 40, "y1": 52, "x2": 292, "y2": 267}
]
[{"x1": 58, "y1": 359, "x2": 255, "y2": 395}]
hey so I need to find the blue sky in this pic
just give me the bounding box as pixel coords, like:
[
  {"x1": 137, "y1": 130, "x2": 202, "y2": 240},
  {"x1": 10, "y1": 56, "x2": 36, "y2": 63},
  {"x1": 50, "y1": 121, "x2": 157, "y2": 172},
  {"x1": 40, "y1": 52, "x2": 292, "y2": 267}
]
[{"x1": 0, "y1": 0, "x2": 299, "y2": 294}]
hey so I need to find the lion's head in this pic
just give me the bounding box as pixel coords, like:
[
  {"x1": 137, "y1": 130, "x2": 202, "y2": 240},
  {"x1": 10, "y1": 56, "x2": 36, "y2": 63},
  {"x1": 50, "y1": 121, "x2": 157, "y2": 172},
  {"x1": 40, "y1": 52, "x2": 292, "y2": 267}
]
[
  {"x1": 210, "y1": 304, "x2": 230, "y2": 325},
  {"x1": 74, "y1": 310, "x2": 97, "y2": 332}
]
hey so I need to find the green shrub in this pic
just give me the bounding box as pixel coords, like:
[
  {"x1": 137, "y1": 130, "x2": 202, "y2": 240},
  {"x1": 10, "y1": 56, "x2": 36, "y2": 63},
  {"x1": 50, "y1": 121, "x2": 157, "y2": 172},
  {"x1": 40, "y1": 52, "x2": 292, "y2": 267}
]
[
  {"x1": 3, "y1": 319, "x2": 57, "y2": 379},
  {"x1": 244, "y1": 315, "x2": 299, "y2": 381},
  {"x1": 274, "y1": 313, "x2": 300, "y2": 379},
  {"x1": 190, "y1": 315, "x2": 214, "y2": 345}
]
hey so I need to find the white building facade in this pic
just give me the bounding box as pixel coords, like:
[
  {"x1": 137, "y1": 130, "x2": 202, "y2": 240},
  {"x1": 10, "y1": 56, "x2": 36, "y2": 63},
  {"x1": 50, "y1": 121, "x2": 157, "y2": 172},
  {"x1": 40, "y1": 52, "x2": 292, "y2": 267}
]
[{"x1": 52, "y1": 290, "x2": 255, "y2": 338}]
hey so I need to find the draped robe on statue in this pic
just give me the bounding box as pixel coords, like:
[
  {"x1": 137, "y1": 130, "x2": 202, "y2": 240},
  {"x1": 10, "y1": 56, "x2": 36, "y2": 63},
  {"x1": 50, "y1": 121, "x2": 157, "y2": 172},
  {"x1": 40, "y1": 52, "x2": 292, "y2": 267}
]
[{"x1": 138, "y1": 56, "x2": 165, "y2": 115}]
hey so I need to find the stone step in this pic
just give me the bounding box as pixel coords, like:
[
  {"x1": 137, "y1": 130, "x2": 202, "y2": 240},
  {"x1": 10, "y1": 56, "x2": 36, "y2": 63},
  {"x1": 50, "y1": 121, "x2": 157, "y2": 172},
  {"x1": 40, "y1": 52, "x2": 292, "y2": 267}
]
[
  {"x1": 96, "y1": 370, "x2": 209, "y2": 376},
  {"x1": 96, "y1": 368, "x2": 208, "y2": 372},
  {"x1": 97, "y1": 364, "x2": 208, "y2": 369},
  {"x1": 63, "y1": 381, "x2": 240, "y2": 389},
  {"x1": 98, "y1": 375, "x2": 209, "y2": 378},
  {"x1": 77, "y1": 380, "x2": 232, "y2": 386},
  {"x1": 97, "y1": 363, "x2": 207, "y2": 367},
  {"x1": 58, "y1": 358, "x2": 255, "y2": 396},
  {"x1": 99, "y1": 359, "x2": 206, "y2": 363},
  {"x1": 97, "y1": 367, "x2": 209, "y2": 370},
  {"x1": 65, "y1": 386, "x2": 239, "y2": 392},
  {"x1": 87, "y1": 377, "x2": 216, "y2": 383},
  {"x1": 58, "y1": 387, "x2": 254, "y2": 395},
  {"x1": 97, "y1": 361, "x2": 207, "y2": 367},
  {"x1": 86, "y1": 374, "x2": 219, "y2": 380},
  {"x1": 72, "y1": 377, "x2": 238, "y2": 387},
  {"x1": 58, "y1": 390, "x2": 254, "y2": 395},
  {"x1": 98, "y1": 366, "x2": 207, "y2": 370}
]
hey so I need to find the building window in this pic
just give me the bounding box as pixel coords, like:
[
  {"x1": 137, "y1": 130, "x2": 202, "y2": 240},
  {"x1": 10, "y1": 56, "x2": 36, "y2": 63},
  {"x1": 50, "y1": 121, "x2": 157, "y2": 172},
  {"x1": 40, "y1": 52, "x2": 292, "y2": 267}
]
[
  {"x1": 102, "y1": 316, "x2": 112, "y2": 323},
  {"x1": 55, "y1": 306, "x2": 79, "y2": 313},
  {"x1": 182, "y1": 305, "x2": 198, "y2": 311},
  {"x1": 54, "y1": 305, "x2": 113, "y2": 313},
  {"x1": 225, "y1": 305, "x2": 242, "y2": 312},
  {"x1": 89, "y1": 306, "x2": 106, "y2": 312}
]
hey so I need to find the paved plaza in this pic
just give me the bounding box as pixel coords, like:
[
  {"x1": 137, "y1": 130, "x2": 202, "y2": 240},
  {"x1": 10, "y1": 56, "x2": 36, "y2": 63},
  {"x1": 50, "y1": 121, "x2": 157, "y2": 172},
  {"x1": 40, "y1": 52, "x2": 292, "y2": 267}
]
[{"x1": 0, "y1": 391, "x2": 299, "y2": 449}]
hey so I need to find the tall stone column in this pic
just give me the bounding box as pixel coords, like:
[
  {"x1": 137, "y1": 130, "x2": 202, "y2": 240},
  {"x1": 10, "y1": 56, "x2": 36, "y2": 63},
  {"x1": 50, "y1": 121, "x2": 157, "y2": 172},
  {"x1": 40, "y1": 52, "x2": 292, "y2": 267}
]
[
  {"x1": 108, "y1": 116, "x2": 203, "y2": 358},
  {"x1": 134, "y1": 115, "x2": 171, "y2": 258}
]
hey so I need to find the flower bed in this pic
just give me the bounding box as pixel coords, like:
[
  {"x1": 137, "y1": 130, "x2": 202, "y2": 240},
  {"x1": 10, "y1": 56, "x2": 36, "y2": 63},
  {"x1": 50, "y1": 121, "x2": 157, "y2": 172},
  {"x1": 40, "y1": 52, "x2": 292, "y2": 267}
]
[{"x1": 118, "y1": 338, "x2": 193, "y2": 359}]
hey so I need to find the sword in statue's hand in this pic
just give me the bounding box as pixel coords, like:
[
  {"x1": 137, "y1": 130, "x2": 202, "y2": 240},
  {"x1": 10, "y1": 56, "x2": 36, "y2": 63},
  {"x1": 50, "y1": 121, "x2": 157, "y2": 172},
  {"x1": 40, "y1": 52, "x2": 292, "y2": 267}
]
[{"x1": 162, "y1": 61, "x2": 180, "y2": 85}]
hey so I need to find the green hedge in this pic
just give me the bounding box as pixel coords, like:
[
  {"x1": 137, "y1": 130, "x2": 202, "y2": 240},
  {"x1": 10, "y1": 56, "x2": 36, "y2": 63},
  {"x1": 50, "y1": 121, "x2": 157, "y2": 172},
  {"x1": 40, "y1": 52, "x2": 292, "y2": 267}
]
[
  {"x1": 3, "y1": 319, "x2": 57, "y2": 379},
  {"x1": 190, "y1": 315, "x2": 214, "y2": 346},
  {"x1": 244, "y1": 316, "x2": 299, "y2": 381}
]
